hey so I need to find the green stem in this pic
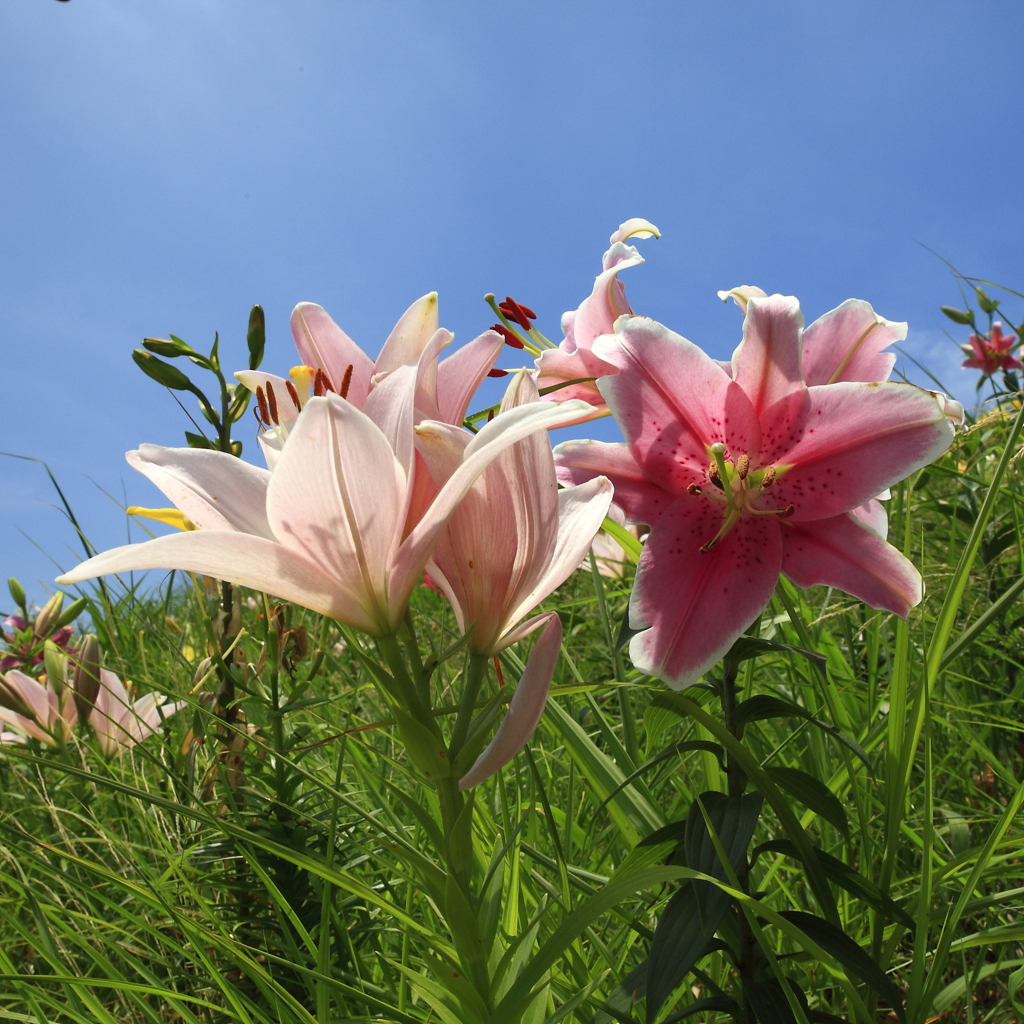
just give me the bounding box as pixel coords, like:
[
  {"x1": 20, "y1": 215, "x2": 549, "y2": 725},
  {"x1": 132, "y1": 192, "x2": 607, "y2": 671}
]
[{"x1": 449, "y1": 653, "x2": 489, "y2": 759}]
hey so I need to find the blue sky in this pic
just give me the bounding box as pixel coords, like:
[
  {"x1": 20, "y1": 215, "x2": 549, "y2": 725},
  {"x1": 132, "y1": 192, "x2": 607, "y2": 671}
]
[{"x1": 2, "y1": 0, "x2": 1022, "y2": 604}]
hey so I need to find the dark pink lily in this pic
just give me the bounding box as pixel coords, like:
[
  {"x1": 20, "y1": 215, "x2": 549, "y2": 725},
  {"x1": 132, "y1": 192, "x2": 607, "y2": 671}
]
[
  {"x1": 961, "y1": 321, "x2": 1022, "y2": 375},
  {"x1": 555, "y1": 295, "x2": 956, "y2": 688},
  {"x1": 535, "y1": 218, "x2": 659, "y2": 418}
]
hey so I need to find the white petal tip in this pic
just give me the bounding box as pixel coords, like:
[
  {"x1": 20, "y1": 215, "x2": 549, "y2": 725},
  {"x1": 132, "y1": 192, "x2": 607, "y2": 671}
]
[{"x1": 610, "y1": 218, "x2": 661, "y2": 244}]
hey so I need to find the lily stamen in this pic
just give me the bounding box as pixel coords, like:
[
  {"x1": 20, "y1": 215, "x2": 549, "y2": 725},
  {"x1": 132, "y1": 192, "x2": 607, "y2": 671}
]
[
  {"x1": 339, "y1": 364, "x2": 353, "y2": 400},
  {"x1": 265, "y1": 382, "x2": 280, "y2": 424},
  {"x1": 285, "y1": 380, "x2": 302, "y2": 411},
  {"x1": 256, "y1": 385, "x2": 271, "y2": 426}
]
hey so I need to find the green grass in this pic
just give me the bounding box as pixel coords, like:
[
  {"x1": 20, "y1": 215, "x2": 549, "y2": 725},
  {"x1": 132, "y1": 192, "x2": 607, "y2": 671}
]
[{"x1": 1, "y1": 402, "x2": 1024, "y2": 1023}]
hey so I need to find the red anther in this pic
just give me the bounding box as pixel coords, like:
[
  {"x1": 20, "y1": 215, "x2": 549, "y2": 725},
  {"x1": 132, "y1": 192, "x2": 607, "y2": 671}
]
[
  {"x1": 285, "y1": 380, "x2": 302, "y2": 411},
  {"x1": 499, "y1": 297, "x2": 536, "y2": 331},
  {"x1": 494, "y1": 655, "x2": 505, "y2": 688},
  {"x1": 255, "y1": 385, "x2": 270, "y2": 426},
  {"x1": 339, "y1": 364, "x2": 353, "y2": 400},
  {"x1": 265, "y1": 381, "x2": 280, "y2": 424},
  {"x1": 699, "y1": 539, "x2": 718, "y2": 555},
  {"x1": 779, "y1": 504, "x2": 795, "y2": 519},
  {"x1": 487, "y1": 368, "x2": 509, "y2": 377},
  {"x1": 686, "y1": 482, "x2": 702, "y2": 495},
  {"x1": 487, "y1": 408, "x2": 495, "y2": 422},
  {"x1": 761, "y1": 465, "x2": 777, "y2": 489},
  {"x1": 492, "y1": 323, "x2": 525, "y2": 349},
  {"x1": 319, "y1": 367, "x2": 336, "y2": 394},
  {"x1": 312, "y1": 369, "x2": 325, "y2": 397}
]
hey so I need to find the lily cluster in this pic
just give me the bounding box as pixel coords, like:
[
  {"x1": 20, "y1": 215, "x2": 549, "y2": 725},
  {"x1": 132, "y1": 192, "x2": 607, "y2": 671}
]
[
  {"x1": 59, "y1": 294, "x2": 613, "y2": 786},
  {"x1": 57, "y1": 220, "x2": 959, "y2": 768},
  {"x1": 0, "y1": 646, "x2": 185, "y2": 756}
]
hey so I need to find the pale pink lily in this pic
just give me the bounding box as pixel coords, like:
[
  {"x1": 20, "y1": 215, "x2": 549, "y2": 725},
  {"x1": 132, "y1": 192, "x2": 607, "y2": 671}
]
[
  {"x1": 58, "y1": 354, "x2": 596, "y2": 636},
  {"x1": 0, "y1": 668, "x2": 76, "y2": 745},
  {"x1": 236, "y1": 294, "x2": 503, "y2": 468},
  {"x1": 555, "y1": 295, "x2": 956, "y2": 688},
  {"x1": 457, "y1": 612, "x2": 563, "y2": 791},
  {"x1": 416, "y1": 372, "x2": 613, "y2": 655},
  {"x1": 89, "y1": 668, "x2": 186, "y2": 758},
  {"x1": 535, "y1": 218, "x2": 659, "y2": 418}
]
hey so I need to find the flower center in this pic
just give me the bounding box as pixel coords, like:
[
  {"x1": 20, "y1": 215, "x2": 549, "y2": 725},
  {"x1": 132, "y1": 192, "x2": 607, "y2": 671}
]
[{"x1": 687, "y1": 443, "x2": 794, "y2": 553}]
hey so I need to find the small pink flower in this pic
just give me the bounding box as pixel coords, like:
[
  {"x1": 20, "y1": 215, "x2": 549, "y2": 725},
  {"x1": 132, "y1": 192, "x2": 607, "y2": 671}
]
[
  {"x1": 961, "y1": 322, "x2": 1022, "y2": 375},
  {"x1": 0, "y1": 669, "x2": 77, "y2": 745},
  {"x1": 89, "y1": 669, "x2": 186, "y2": 758}
]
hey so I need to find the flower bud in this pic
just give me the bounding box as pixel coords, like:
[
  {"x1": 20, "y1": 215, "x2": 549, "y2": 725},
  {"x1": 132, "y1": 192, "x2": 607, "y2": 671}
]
[
  {"x1": 7, "y1": 578, "x2": 26, "y2": 612},
  {"x1": 43, "y1": 639, "x2": 68, "y2": 696},
  {"x1": 247, "y1": 304, "x2": 266, "y2": 371},
  {"x1": 34, "y1": 592, "x2": 65, "y2": 637},
  {"x1": 72, "y1": 634, "x2": 101, "y2": 719},
  {"x1": 53, "y1": 596, "x2": 87, "y2": 632},
  {"x1": 142, "y1": 336, "x2": 195, "y2": 358},
  {"x1": 132, "y1": 349, "x2": 195, "y2": 391},
  {"x1": 975, "y1": 288, "x2": 999, "y2": 314},
  {"x1": 941, "y1": 306, "x2": 975, "y2": 326}
]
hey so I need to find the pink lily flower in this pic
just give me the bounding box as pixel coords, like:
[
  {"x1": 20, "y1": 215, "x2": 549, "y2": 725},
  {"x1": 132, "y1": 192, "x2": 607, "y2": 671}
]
[
  {"x1": 416, "y1": 372, "x2": 613, "y2": 656},
  {"x1": 555, "y1": 295, "x2": 955, "y2": 688},
  {"x1": 961, "y1": 322, "x2": 1022, "y2": 375},
  {"x1": 236, "y1": 294, "x2": 504, "y2": 467},
  {"x1": 0, "y1": 668, "x2": 77, "y2": 745},
  {"x1": 89, "y1": 668, "x2": 186, "y2": 758},
  {"x1": 58, "y1": 350, "x2": 596, "y2": 636},
  {"x1": 535, "y1": 218, "x2": 659, "y2": 418}
]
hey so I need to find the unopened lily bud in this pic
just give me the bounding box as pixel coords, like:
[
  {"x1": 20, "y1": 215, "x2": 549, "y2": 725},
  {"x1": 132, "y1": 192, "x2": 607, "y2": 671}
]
[
  {"x1": 941, "y1": 306, "x2": 975, "y2": 326},
  {"x1": 142, "y1": 336, "x2": 195, "y2": 358},
  {"x1": 43, "y1": 639, "x2": 68, "y2": 696},
  {"x1": 72, "y1": 635, "x2": 101, "y2": 718},
  {"x1": 975, "y1": 288, "x2": 999, "y2": 314},
  {"x1": 7, "y1": 578, "x2": 26, "y2": 612},
  {"x1": 53, "y1": 596, "x2": 88, "y2": 631},
  {"x1": 247, "y1": 304, "x2": 266, "y2": 370},
  {"x1": 132, "y1": 349, "x2": 195, "y2": 391},
  {"x1": 34, "y1": 592, "x2": 65, "y2": 637}
]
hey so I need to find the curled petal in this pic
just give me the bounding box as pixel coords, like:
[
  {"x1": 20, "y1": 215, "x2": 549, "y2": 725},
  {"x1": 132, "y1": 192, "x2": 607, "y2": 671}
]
[
  {"x1": 436, "y1": 330, "x2": 504, "y2": 424},
  {"x1": 850, "y1": 497, "x2": 888, "y2": 539},
  {"x1": 126, "y1": 445, "x2": 274, "y2": 539},
  {"x1": 717, "y1": 285, "x2": 767, "y2": 316},
  {"x1": 458, "y1": 613, "x2": 562, "y2": 789},
  {"x1": 781, "y1": 513, "x2": 921, "y2": 617},
  {"x1": 535, "y1": 346, "x2": 611, "y2": 418},
  {"x1": 628, "y1": 498, "x2": 783, "y2": 689},
  {"x1": 610, "y1": 218, "x2": 661, "y2": 244}
]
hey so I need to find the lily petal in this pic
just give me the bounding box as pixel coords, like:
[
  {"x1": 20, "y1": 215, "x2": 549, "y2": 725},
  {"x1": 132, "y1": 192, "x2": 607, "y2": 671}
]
[
  {"x1": 717, "y1": 285, "x2": 767, "y2": 315},
  {"x1": 781, "y1": 513, "x2": 921, "y2": 616},
  {"x1": 763, "y1": 382, "x2": 955, "y2": 522},
  {"x1": 458, "y1": 612, "x2": 562, "y2": 789},
  {"x1": 375, "y1": 292, "x2": 440, "y2": 377},
  {"x1": 290, "y1": 303, "x2": 374, "y2": 406},
  {"x1": 435, "y1": 329, "x2": 504, "y2": 424},
  {"x1": 610, "y1": 218, "x2": 661, "y2": 244},
  {"x1": 554, "y1": 439, "x2": 675, "y2": 526},
  {"x1": 57, "y1": 530, "x2": 380, "y2": 633},
  {"x1": 800, "y1": 299, "x2": 902, "y2": 386},
  {"x1": 595, "y1": 317, "x2": 761, "y2": 491},
  {"x1": 628, "y1": 497, "x2": 783, "y2": 689},
  {"x1": 731, "y1": 295, "x2": 805, "y2": 416},
  {"x1": 266, "y1": 394, "x2": 407, "y2": 631},
  {"x1": 126, "y1": 445, "x2": 274, "y2": 538}
]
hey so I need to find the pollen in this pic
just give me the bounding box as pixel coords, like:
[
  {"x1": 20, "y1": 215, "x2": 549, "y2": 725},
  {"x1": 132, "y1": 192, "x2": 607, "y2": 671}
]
[{"x1": 339, "y1": 364, "x2": 354, "y2": 400}]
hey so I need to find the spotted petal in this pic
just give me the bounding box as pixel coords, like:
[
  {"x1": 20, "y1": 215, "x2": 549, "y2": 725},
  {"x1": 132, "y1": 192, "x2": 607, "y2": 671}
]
[{"x1": 628, "y1": 498, "x2": 783, "y2": 689}]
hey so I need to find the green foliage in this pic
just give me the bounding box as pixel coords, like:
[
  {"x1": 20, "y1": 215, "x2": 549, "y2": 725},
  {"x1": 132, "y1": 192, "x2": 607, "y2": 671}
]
[{"x1": 3, "y1": 399, "x2": 1024, "y2": 1023}]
